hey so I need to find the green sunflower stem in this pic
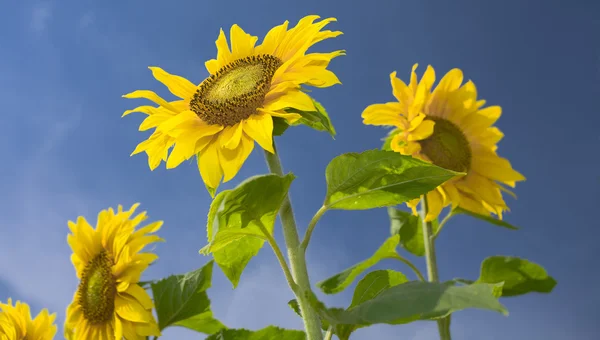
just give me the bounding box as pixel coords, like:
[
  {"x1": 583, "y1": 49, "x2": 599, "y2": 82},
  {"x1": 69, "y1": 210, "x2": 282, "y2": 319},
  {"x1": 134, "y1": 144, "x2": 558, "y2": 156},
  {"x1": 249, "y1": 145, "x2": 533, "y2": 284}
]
[
  {"x1": 420, "y1": 195, "x2": 452, "y2": 340},
  {"x1": 263, "y1": 144, "x2": 324, "y2": 340}
]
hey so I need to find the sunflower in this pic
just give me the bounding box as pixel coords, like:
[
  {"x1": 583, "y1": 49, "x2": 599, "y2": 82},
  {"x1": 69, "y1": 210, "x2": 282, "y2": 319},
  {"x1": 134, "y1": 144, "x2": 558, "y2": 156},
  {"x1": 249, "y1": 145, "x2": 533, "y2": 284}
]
[
  {"x1": 122, "y1": 15, "x2": 343, "y2": 195},
  {"x1": 362, "y1": 64, "x2": 525, "y2": 221},
  {"x1": 64, "y1": 204, "x2": 163, "y2": 340},
  {"x1": 0, "y1": 298, "x2": 57, "y2": 340}
]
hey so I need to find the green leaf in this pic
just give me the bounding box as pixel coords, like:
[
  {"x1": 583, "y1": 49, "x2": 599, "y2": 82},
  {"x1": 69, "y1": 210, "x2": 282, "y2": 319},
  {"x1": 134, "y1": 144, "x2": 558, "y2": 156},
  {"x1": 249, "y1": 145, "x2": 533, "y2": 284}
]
[
  {"x1": 201, "y1": 174, "x2": 295, "y2": 288},
  {"x1": 330, "y1": 270, "x2": 409, "y2": 340},
  {"x1": 388, "y1": 207, "x2": 439, "y2": 257},
  {"x1": 174, "y1": 312, "x2": 226, "y2": 335},
  {"x1": 349, "y1": 269, "x2": 408, "y2": 308},
  {"x1": 151, "y1": 261, "x2": 226, "y2": 333},
  {"x1": 324, "y1": 150, "x2": 460, "y2": 210},
  {"x1": 287, "y1": 98, "x2": 336, "y2": 138},
  {"x1": 272, "y1": 117, "x2": 289, "y2": 136},
  {"x1": 315, "y1": 281, "x2": 507, "y2": 326},
  {"x1": 138, "y1": 280, "x2": 153, "y2": 289},
  {"x1": 453, "y1": 207, "x2": 519, "y2": 230},
  {"x1": 287, "y1": 299, "x2": 302, "y2": 318},
  {"x1": 476, "y1": 256, "x2": 557, "y2": 297},
  {"x1": 317, "y1": 235, "x2": 400, "y2": 294},
  {"x1": 206, "y1": 326, "x2": 305, "y2": 340}
]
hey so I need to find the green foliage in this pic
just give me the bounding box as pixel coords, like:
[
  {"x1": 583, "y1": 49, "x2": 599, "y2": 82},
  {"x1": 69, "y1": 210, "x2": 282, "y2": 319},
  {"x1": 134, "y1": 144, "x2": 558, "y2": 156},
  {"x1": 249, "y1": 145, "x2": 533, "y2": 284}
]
[
  {"x1": 206, "y1": 326, "x2": 305, "y2": 340},
  {"x1": 285, "y1": 98, "x2": 336, "y2": 138},
  {"x1": 388, "y1": 207, "x2": 439, "y2": 257},
  {"x1": 324, "y1": 150, "x2": 460, "y2": 210},
  {"x1": 476, "y1": 256, "x2": 557, "y2": 297},
  {"x1": 200, "y1": 174, "x2": 295, "y2": 288},
  {"x1": 317, "y1": 235, "x2": 400, "y2": 294},
  {"x1": 313, "y1": 281, "x2": 507, "y2": 326},
  {"x1": 333, "y1": 270, "x2": 410, "y2": 340},
  {"x1": 349, "y1": 269, "x2": 409, "y2": 308},
  {"x1": 151, "y1": 261, "x2": 226, "y2": 334},
  {"x1": 453, "y1": 207, "x2": 519, "y2": 230},
  {"x1": 272, "y1": 117, "x2": 290, "y2": 136}
]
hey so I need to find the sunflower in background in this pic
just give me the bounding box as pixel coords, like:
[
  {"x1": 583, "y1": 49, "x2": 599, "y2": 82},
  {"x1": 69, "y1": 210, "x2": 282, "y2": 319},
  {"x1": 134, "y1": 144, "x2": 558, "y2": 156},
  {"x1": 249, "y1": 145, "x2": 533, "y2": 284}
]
[
  {"x1": 123, "y1": 15, "x2": 344, "y2": 195},
  {"x1": 64, "y1": 204, "x2": 162, "y2": 340},
  {"x1": 0, "y1": 298, "x2": 57, "y2": 340},
  {"x1": 362, "y1": 64, "x2": 525, "y2": 221}
]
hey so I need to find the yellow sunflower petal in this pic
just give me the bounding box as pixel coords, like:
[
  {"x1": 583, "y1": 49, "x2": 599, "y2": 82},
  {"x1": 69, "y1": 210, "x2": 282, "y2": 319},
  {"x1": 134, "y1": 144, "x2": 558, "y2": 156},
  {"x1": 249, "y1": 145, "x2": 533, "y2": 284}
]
[
  {"x1": 407, "y1": 119, "x2": 435, "y2": 141},
  {"x1": 258, "y1": 108, "x2": 302, "y2": 123},
  {"x1": 148, "y1": 67, "x2": 197, "y2": 99},
  {"x1": 427, "y1": 68, "x2": 464, "y2": 118},
  {"x1": 390, "y1": 71, "x2": 412, "y2": 109},
  {"x1": 122, "y1": 90, "x2": 176, "y2": 112},
  {"x1": 362, "y1": 102, "x2": 405, "y2": 127},
  {"x1": 425, "y1": 189, "x2": 444, "y2": 222},
  {"x1": 215, "y1": 28, "x2": 232, "y2": 68},
  {"x1": 256, "y1": 20, "x2": 289, "y2": 56},
  {"x1": 166, "y1": 126, "x2": 222, "y2": 169},
  {"x1": 230, "y1": 24, "x2": 258, "y2": 60},
  {"x1": 205, "y1": 59, "x2": 220, "y2": 75},
  {"x1": 242, "y1": 113, "x2": 274, "y2": 153},
  {"x1": 263, "y1": 89, "x2": 316, "y2": 112},
  {"x1": 113, "y1": 314, "x2": 124, "y2": 340},
  {"x1": 219, "y1": 132, "x2": 255, "y2": 182},
  {"x1": 123, "y1": 285, "x2": 154, "y2": 310},
  {"x1": 442, "y1": 183, "x2": 461, "y2": 209},
  {"x1": 457, "y1": 191, "x2": 490, "y2": 215},
  {"x1": 198, "y1": 136, "x2": 224, "y2": 190},
  {"x1": 219, "y1": 123, "x2": 244, "y2": 149},
  {"x1": 471, "y1": 150, "x2": 526, "y2": 186},
  {"x1": 409, "y1": 63, "x2": 419, "y2": 92}
]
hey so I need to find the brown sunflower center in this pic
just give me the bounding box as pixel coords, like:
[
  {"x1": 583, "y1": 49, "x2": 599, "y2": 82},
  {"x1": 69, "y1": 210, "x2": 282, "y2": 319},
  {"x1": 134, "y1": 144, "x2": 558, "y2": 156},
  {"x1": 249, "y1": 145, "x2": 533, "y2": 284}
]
[
  {"x1": 419, "y1": 117, "x2": 472, "y2": 173},
  {"x1": 78, "y1": 251, "x2": 116, "y2": 324},
  {"x1": 189, "y1": 54, "x2": 282, "y2": 127}
]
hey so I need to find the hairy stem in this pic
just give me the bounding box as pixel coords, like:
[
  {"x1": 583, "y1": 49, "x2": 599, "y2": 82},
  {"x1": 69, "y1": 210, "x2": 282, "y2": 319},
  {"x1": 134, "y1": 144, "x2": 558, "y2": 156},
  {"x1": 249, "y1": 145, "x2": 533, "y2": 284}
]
[
  {"x1": 390, "y1": 253, "x2": 426, "y2": 282},
  {"x1": 257, "y1": 222, "x2": 299, "y2": 293},
  {"x1": 301, "y1": 205, "x2": 328, "y2": 251},
  {"x1": 420, "y1": 195, "x2": 452, "y2": 340},
  {"x1": 264, "y1": 144, "x2": 323, "y2": 340}
]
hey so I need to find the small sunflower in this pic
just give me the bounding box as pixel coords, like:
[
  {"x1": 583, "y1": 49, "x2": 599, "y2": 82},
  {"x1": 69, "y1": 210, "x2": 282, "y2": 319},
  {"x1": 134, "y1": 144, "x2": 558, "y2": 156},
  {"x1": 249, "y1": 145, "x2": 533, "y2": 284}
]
[
  {"x1": 122, "y1": 15, "x2": 343, "y2": 195},
  {"x1": 64, "y1": 204, "x2": 162, "y2": 340},
  {"x1": 362, "y1": 64, "x2": 525, "y2": 221},
  {"x1": 0, "y1": 298, "x2": 57, "y2": 340}
]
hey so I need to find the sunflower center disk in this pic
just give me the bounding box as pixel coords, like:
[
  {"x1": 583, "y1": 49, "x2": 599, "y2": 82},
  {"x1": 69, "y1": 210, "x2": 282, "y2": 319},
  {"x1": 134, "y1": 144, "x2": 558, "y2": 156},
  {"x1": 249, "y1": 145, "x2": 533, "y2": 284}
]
[
  {"x1": 78, "y1": 251, "x2": 116, "y2": 324},
  {"x1": 419, "y1": 117, "x2": 472, "y2": 173},
  {"x1": 190, "y1": 54, "x2": 282, "y2": 127}
]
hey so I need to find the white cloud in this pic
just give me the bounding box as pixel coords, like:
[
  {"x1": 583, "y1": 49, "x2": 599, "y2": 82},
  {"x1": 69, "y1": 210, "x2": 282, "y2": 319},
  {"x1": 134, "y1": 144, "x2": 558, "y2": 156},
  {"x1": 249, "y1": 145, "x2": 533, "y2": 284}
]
[
  {"x1": 78, "y1": 12, "x2": 94, "y2": 30},
  {"x1": 30, "y1": 3, "x2": 52, "y2": 33}
]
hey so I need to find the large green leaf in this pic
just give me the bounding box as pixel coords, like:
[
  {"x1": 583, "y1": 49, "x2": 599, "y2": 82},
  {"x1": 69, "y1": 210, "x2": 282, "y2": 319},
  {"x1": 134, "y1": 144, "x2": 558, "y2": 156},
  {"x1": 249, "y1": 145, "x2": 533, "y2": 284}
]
[
  {"x1": 453, "y1": 207, "x2": 519, "y2": 230},
  {"x1": 151, "y1": 261, "x2": 226, "y2": 334},
  {"x1": 349, "y1": 269, "x2": 408, "y2": 308},
  {"x1": 476, "y1": 256, "x2": 557, "y2": 297},
  {"x1": 388, "y1": 207, "x2": 439, "y2": 257},
  {"x1": 329, "y1": 270, "x2": 410, "y2": 340},
  {"x1": 272, "y1": 117, "x2": 290, "y2": 136},
  {"x1": 174, "y1": 312, "x2": 226, "y2": 335},
  {"x1": 317, "y1": 235, "x2": 400, "y2": 294},
  {"x1": 323, "y1": 150, "x2": 460, "y2": 210},
  {"x1": 201, "y1": 174, "x2": 295, "y2": 288},
  {"x1": 286, "y1": 98, "x2": 336, "y2": 138},
  {"x1": 206, "y1": 326, "x2": 305, "y2": 340},
  {"x1": 314, "y1": 281, "x2": 507, "y2": 326}
]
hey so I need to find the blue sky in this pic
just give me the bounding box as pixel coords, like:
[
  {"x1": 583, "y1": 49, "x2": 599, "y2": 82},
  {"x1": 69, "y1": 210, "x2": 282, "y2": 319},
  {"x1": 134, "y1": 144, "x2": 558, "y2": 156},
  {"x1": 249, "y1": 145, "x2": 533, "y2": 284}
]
[{"x1": 1, "y1": 0, "x2": 598, "y2": 339}]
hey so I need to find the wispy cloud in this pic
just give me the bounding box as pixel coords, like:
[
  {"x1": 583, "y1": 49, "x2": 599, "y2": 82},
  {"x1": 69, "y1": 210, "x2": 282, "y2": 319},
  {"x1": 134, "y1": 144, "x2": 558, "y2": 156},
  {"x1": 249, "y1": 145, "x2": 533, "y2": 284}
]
[
  {"x1": 30, "y1": 2, "x2": 52, "y2": 33},
  {"x1": 78, "y1": 11, "x2": 94, "y2": 30}
]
